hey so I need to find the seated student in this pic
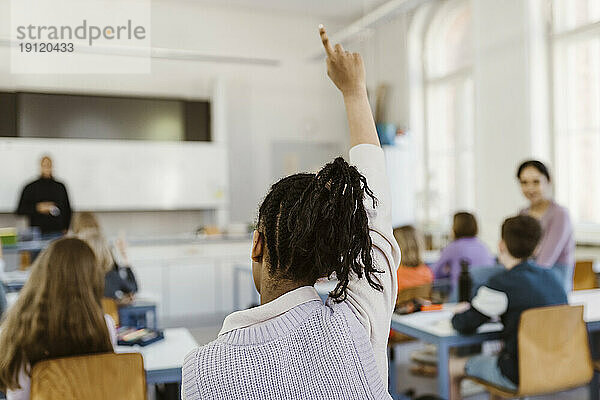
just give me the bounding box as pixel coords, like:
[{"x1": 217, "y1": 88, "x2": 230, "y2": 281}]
[
  {"x1": 73, "y1": 212, "x2": 138, "y2": 304},
  {"x1": 393, "y1": 226, "x2": 433, "y2": 293},
  {"x1": 0, "y1": 238, "x2": 117, "y2": 400},
  {"x1": 448, "y1": 215, "x2": 567, "y2": 399},
  {"x1": 181, "y1": 26, "x2": 400, "y2": 400},
  {"x1": 431, "y1": 212, "x2": 494, "y2": 300}
]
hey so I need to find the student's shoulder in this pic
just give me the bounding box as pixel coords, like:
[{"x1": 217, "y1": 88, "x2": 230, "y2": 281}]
[
  {"x1": 183, "y1": 340, "x2": 225, "y2": 373},
  {"x1": 442, "y1": 240, "x2": 461, "y2": 252},
  {"x1": 485, "y1": 269, "x2": 512, "y2": 291}
]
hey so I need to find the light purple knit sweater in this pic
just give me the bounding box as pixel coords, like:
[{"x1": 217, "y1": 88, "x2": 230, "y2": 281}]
[
  {"x1": 182, "y1": 299, "x2": 391, "y2": 399},
  {"x1": 181, "y1": 144, "x2": 400, "y2": 400}
]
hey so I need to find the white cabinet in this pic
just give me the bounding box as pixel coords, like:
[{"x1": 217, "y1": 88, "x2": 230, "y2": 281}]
[
  {"x1": 166, "y1": 261, "x2": 215, "y2": 318},
  {"x1": 127, "y1": 239, "x2": 254, "y2": 327}
]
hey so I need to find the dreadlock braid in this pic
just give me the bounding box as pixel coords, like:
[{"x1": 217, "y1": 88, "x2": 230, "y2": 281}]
[{"x1": 257, "y1": 157, "x2": 382, "y2": 302}]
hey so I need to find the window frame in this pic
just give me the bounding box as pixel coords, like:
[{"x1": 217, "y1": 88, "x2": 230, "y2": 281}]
[
  {"x1": 549, "y1": 0, "x2": 600, "y2": 242},
  {"x1": 414, "y1": 0, "x2": 475, "y2": 233}
]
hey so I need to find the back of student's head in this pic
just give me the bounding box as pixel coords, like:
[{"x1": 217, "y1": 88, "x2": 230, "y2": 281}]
[
  {"x1": 0, "y1": 238, "x2": 112, "y2": 391},
  {"x1": 72, "y1": 211, "x2": 101, "y2": 235},
  {"x1": 501, "y1": 215, "x2": 542, "y2": 259},
  {"x1": 78, "y1": 231, "x2": 114, "y2": 273},
  {"x1": 257, "y1": 157, "x2": 381, "y2": 302},
  {"x1": 393, "y1": 225, "x2": 423, "y2": 268},
  {"x1": 453, "y1": 212, "x2": 478, "y2": 239}
]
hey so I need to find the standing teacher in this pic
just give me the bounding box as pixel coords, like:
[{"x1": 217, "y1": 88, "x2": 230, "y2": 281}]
[
  {"x1": 517, "y1": 160, "x2": 574, "y2": 290},
  {"x1": 16, "y1": 156, "x2": 72, "y2": 236}
]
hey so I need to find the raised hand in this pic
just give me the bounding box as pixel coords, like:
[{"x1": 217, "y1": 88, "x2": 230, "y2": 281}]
[
  {"x1": 319, "y1": 25, "x2": 379, "y2": 147},
  {"x1": 319, "y1": 25, "x2": 366, "y2": 96}
]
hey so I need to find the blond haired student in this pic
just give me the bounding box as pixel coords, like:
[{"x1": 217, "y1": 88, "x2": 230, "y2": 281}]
[
  {"x1": 0, "y1": 238, "x2": 117, "y2": 400},
  {"x1": 73, "y1": 212, "x2": 138, "y2": 303},
  {"x1": 181, "y1": 26, "x2": 400, "y2": 399},
  {"x1": 393, "y1": 226, "x2": 433, "y2": 291}
]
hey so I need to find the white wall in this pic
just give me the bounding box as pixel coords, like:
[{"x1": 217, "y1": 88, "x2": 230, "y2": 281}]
[
  {"x1": 0, "y1": 1, "x2": 350, "y2": 234},
  {"x1": 472, "y1": 0, "x2": 550, "y2": 247}
]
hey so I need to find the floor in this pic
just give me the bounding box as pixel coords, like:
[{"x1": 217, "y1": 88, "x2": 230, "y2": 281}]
[{"x1": 189, "y1": 324, "x2": 591, "y2": 400}]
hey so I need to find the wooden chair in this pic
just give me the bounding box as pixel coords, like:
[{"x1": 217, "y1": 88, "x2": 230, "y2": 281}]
[
  {"x1": 466, "y1": 305, "x2": 593, "y2": 399},
  {"x1": 392, "y1": 284, "x2": 432, "y2": 342},
  {"x1": 573, "y1": 260, "x2": 598, "y2": 291},
  {"x1": 101, "y1": 297, "x2": 119, "y2": 326},
  {"x1": 30, "y1": 352, "x2": 145, "y2": 400},
  {"x1": 396, "y1": 283, "x2": 432, "y2": 305}
]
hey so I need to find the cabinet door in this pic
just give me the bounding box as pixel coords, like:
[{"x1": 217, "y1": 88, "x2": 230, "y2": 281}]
[
  {"x1": 132, "y1": 261, "x2": 166, "y2": 319},
  {"x1": 214, "y1": 259, "x2": 257, "y2": 314},
  {"x1": 166, "y1": 262, "x2": 215, "y2": 318}
]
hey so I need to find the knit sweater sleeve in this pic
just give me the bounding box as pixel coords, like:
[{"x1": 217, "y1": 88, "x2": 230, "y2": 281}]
[
  {"x1": 182, "y1": 349, "x2": 201, "y2": 400},
  {"x1": 343, "y1": 144, "x2": 401, "y2": 382}
]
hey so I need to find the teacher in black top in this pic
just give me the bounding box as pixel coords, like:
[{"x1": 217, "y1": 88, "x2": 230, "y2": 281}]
[{"x1": 16, "y1": 156, "x2": 72, "y2": 235}]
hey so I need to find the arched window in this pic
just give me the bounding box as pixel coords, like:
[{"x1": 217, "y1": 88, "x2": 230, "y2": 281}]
[
  {"x1": 551, "y1": 0, "x2": 600, "y2": 227},
  {"x1": 411, "y1": 0, "x2": 474, "y2": 229}
]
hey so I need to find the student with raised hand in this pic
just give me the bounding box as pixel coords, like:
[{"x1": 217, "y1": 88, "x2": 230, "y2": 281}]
[
  {"x1": 0, "y1": 238, "x2": 117, "y2": 400},
  {"x1": 72, "y1": 212, "x2": 138, "y2": 304},
  {"x1": 181, "y1": 25, "x2": 400, "y2": 400}
]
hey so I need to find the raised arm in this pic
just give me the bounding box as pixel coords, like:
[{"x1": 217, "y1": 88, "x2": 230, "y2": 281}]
[
  {"x1": 320, "y1": 26, "x2": 400, "y2": 383},
  {"x1": 319, "y1": 26, "x2": 379, "y2": 148}
]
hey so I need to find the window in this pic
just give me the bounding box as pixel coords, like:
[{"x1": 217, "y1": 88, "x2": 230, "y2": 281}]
[
  {"x1": 411, "y1": 0, "x2": 474, "y2": 229},
  {"x1": 551, "y1": 0, "x2": 600, "y2": 227}
]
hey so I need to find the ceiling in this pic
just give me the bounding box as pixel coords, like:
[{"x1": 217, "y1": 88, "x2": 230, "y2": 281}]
[{"x1": 195, "y1": 0, "x2": 391, "y2": 20}]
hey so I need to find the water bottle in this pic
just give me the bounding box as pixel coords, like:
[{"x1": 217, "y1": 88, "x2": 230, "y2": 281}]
[{"x1": 458, "y1": 259, "x2": 472, "y2": 303}]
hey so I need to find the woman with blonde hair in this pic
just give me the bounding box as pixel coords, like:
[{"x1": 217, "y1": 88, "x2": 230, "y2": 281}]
[
  {"x1": 393, "y1": 225, "x2": 433, "y2": 292},
  {"x1": 71, "y1": 211, "x2": 101, "y2": 235},
  {"x1": 72, "y1": 212, "x2": 138, "y2": 303},
  {"x1": 0, "y1": 238, "x2": 116, "y2": 400}
]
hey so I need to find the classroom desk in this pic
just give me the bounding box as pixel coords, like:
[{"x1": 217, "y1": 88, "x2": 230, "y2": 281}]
[
  {"x1": 1, "y1": 270, "x2": 29, "y2": 292},
  {"x1": 569, "y1": 289, "x2": 600, "y2": 400},
  {"x1": 391, "y1": 307, "x2": 502, "y2": 399},
  {"x1": 391, "y1": 289, "x2": 600, "y2": 400},
  {"x1": 116, "y1": 327, "x2": 198, "y2": 385}
]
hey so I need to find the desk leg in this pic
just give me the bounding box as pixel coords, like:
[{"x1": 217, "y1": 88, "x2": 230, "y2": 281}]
[
  {"x1": 233, "y1": 267, "x2": 240, "y2": 311},
  {"x1": 388, "y1": 345, "x2": 397, "y2": 399},
  {"x1": 437, "y1": 341, "x2": 450, "y2": 400},
  {"x1": 590, "y1": 331, "x2": 599, "y2": 400}
]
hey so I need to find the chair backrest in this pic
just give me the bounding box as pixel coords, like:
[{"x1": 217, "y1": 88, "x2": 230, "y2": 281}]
[
  {"x1": 573, "y1": 260, "x2": 598, "y2": 291},
  {"x1": 101, "y1": 297, "x2": 119, "y2": 326},
  {"x1": 396, "y1": 284, "x2": 432, "y2": 304},
  {"x1": 518, "y1": 305, "x2": 593, "y2": 395},
  {"x1": 30, "y1": 352, "x2": 145, "y2": 400}
]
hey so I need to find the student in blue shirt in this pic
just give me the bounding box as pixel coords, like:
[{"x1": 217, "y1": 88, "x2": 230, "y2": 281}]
[{"x1": 448, "y1": 215, "x2": 567, "y2": 399}]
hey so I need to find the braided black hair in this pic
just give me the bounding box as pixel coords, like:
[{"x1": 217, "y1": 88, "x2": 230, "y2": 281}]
[{"x1": 257, "y1": 157, "x2": 383, "y2": 302}]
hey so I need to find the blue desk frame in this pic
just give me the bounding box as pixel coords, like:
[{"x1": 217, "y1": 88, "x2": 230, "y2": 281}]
[
  {"x1": 146, "y1": 368, "x2": 182, "y2": 385},
  {"x1": 119, "y1": 301, "x2": 157, "y2": 330},
  {"x1": 390, "y1": 317, "x2": 600, "y2": 400}
]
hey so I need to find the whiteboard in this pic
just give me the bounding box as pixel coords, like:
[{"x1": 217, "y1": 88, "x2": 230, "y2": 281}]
[{"x1": 0, "y1": 138, "x2": 228, "y2": 212}]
